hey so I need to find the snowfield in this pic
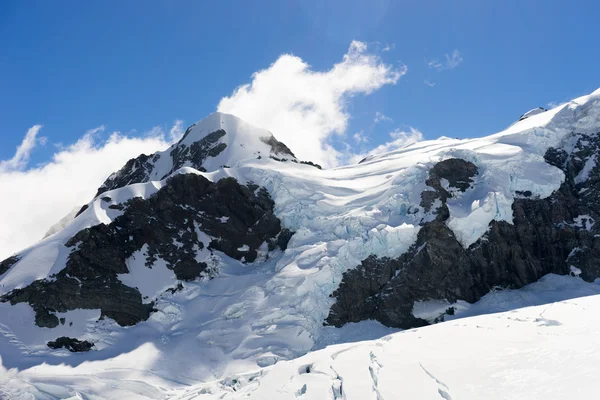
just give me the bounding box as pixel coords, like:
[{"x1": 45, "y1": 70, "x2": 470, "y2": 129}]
[
  {"x1": 2, "y1": 275, "x2": 600, "y2": 399},
  {"x1": 2, "y1": 88, "x2": 600, "y2": 399}
]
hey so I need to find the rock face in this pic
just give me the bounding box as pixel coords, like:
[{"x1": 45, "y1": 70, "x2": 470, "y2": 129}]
[
  {"x1": 47, "y1": 337, "x2": 94, "y2": 352},
  {"x1": 327, "y1": 133, "x2": 600, "y2": 329},
  {"x1": 1, "y1": 174, "x2": 288, "y2": 328},
  {"x1": 96, "y1": 129, "x2": 228, "y2": 196},
  {"x1": 0, "y1": 255, "x2": 19, "y2": 276}
]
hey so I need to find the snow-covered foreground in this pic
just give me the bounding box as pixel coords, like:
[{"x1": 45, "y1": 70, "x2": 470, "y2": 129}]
[{"x1": 2, "y1": 274, "x2": 600, "y2": 399}]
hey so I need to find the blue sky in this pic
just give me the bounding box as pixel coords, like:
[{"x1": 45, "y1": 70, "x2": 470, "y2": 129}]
[{"x1": 1, "y1": 0, "x2": 600, "y2": 165}]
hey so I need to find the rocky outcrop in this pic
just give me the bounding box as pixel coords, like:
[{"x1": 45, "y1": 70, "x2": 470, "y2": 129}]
[
  {"x1": 96, "y1": 153, "x2": 162, "y2": 197},
  {"x1": 327, "y1": 134, "x2": 600, "y2": 329},
  {"x1": 420, "y1": 158, "x2": 478, "y2": 214},
  {"x1": 166, "y1": 129, "x2": 227, "y2": 176},
  {"x1": 0, "y1": 255, "x2": 19, "y2": 276},
  {"x1": 1, "y1": 174, "x2": 288, "y2": 328},
  {"x1": 47, "y1": 337, "x2": 94, "y2": 352},
  {"x1": 259, "y1": 135, "x2": 296, "y2": 159},
  {"x1": 96, "y1": 128, "x2": 227, "y2": 196},
  {"x1": 518, "y1": 107, "x2": 547, "y2": 121}
]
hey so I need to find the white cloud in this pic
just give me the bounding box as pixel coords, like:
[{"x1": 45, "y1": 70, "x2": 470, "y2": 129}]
[
  {"x1": 428, "y1": 60, "x2": 443, "y2": 70},
  {"x1": 445, "y1": 49, "x2": 463, "y2": 69},
  {"x1": 373, "y1": 127, "x2": 424, "y2": 154},
  {"x1": 428, "y1": 49, "x2": 463, "y2": 71},
  {"x1": 424, "y1": 80, "x2": 436, "y2": 87},
  {"x1": 353, "y1": 131, "x2": 369, "y2": 144},
  {"x1": 374, "y1": 111, "x2": 393, "y2": 124},
  {"x1": 217, "y1": 40, "x2": 405, "y2": 167},
  {"x1": 169, "y1": 119, "x2": 185, "y2": 142},
  {"x1": 0, "y1": 125, "x2": 43, "y2": 172},
  {"x1": 0, "y1": 124, "x2": 180, "y2": 260},
  {"x1": 350, "y1": 127, "x2": 423, "y2": 164}
]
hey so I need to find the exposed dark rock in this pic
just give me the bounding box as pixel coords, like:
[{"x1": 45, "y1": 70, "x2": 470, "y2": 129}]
[
  {"x1": 327, "y1": 135, "x2": 600, "y2": 329},
  {"x1": 260, "y1": 135, "x2": 296, "y2": 158},
  {"x1": 164, "y1": 129, "x2": 227, "y2": 179},
  {"x1": 165, "y1": 282, "x2": 184, "y2": 294},
  {"x1": 101, "y1": 196, "x2": 112, "y2": 202},
  {"x1": 0, "y1": 255, "x2": 19, "y2": 276},
  {"x1": 179, "y1": 122, "x2": 197, "y2": 143},
  {"x1": 300, "y1": 160, "x2": 322, "y2": 170},
  {"x1": 96, "y1": 153, "x2": 160, "y2": 197},
  {"x1": 428, "y1": 158, "x2": 478, "y2": 192},
  {"x1": 268, "y1": 228, "x2": 295, "y2": 252},
  {"x1": 518, "y1": 107, "x2": 547, "y2": 121},
  {"x1": 74, "y1": 204, "x2": 89, "y2": 218},
  {"x1": 276, "y1": 229, "x2": 294, "y2": 251},
  {"x1": 420, "y1": 158, "x2": 478, "y2": 216},
  {"x1": 96, "y1": 129, "x2": 230, "y2": 196},
  {"x1": 516, "y1": 190, "x2": 533, "y2": 198},
  {"x1": 47, "y1": 337, "x2": 94, "y2": 352},
  {"x1": 1, "y1": 174, "x2": 284, "y2": 328},
  {"x1": 35, "y1": 307, "x2": 60, "y2": 328},
  {"x1": 269, "y1": 156, "x2": 322, "y2": 169}
]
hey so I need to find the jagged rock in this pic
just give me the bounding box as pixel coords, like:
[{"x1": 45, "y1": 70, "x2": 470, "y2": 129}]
[
  {"x1": 74, "y1": 204, "x2": 89, "y2": 218},
  {"x1": 164, "y1": 129, "x2": 227, "y2": 177},
  {"x1": 420, "y1": 158, "x2": 478, "y2": 213},
  {"x1": 327, "y1": 135, "x2": 600, "y2": 329},
  {"x1": 300, "y1": 160, "x2": 322, "y2": 170},
  {"x1": 165, "y1": 283, "x2": 184, "y2": 294},
  {"x1": 47, "y1": 337, "x2": 94, "y2": 352},
  {"x1": 259, "y1": 136, "x2": 296, "y2": 158},
  {"x1": 1, "y1": 173, "x2": 285, "y2": 328},
  {"x1": 269, "y1": 155, "x2": 322, "y2": 169},
  {"x1": 0, "y1": 255, "x2": 19, "y2": 276},
  {"x1": 275, "y1": 229, "x2": 294, "y2": 251},
  {"x1": 96, "y1": 130, "x2": 226, "y2": 196},
  {"x1": 518, "y1": 107, "x2": 547, "y2": 121}
]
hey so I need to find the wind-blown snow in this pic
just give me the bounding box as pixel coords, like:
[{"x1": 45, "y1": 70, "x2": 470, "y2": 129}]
[{"x1": 2, "y1": 90, "x2": 600, "y2": 398}]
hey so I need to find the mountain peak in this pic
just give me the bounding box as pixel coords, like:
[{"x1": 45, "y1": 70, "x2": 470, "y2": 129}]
[{"x1": 95, "y1": 112, "x2": 301, "y2": 196}]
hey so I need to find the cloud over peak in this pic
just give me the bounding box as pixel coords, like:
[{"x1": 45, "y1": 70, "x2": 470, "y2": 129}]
[
  {"x1": 218, "y1": 41, "x2": 405, "y2": 167},
  {"x1": 0, "y1": 124, "x2": 178, "y2": 260}
]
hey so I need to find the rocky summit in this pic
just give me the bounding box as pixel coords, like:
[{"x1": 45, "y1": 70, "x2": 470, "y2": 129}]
[{"x1": 2, "y1": 92, "x2": 600, "y2": 398}]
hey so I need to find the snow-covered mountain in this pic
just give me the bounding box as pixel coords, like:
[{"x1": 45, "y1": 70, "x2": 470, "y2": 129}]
[{"x1": 2, "y1": 90, "x2": 600, "y2": 399}]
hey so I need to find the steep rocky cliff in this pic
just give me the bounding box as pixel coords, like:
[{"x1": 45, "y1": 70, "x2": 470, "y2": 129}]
[{"x1": 327, "y1": 132, "x2": 600, "y2": 328}]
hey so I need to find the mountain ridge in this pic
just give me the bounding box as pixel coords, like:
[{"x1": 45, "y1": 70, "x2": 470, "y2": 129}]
[{"x1": 2, "y1": 89, "x2": 600, "y2": 398}]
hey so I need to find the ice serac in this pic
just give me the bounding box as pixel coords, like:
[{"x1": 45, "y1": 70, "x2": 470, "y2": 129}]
[{"x1": 95, "y1": 112, "x2": 302, "y2": 196}]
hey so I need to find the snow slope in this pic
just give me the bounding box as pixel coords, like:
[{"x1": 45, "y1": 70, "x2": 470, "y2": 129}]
[
  {"x1": 3, "y1": 274, "x2": 600, "y2": 399},
  {"x1": 2, "y1": 90, "x2": 600, "y2": 398}
]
